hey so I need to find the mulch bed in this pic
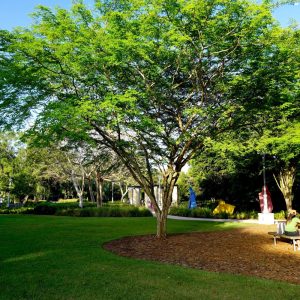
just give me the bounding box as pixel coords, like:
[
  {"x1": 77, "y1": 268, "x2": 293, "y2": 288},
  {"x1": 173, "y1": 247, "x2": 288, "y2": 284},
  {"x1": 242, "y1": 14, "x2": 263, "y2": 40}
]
[{"x1": 104, "y1": 224, "x2": 300, "y2": 285}]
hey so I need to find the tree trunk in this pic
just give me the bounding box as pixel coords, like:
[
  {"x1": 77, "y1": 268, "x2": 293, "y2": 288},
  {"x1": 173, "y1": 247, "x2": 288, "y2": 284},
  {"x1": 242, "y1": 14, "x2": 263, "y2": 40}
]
[
  {"x1": 87, "y1": 177, "x2": 95, "y2": 202},
  {"x1": 156, "y1": 208, "x2": 168, "y2": 239},
  {"x1": 119, "y1": 182, "x2": 128, "y2": 203},
  {"x1": 78, "y1": 194, "x2": 84, "y2": 208},
  {"x1": 71, "y1": 170, "x2": 85, "y2": 208},
  {"x1": 150, "y1": 167, "x2": 179, "y2": 238},
  {"x1": 23, "y1": 195, "x2": 29, "y2": 204},
  {"x1": 95, "y1": 171, "x2": 104, "y2": 208},
  {"x1": 273, "y1": 165, "x2": 296, "y2": 211}
]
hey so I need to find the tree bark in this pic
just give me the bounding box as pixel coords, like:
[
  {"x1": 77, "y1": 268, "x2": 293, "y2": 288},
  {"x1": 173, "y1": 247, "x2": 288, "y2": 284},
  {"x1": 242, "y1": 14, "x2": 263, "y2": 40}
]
[
  {"x1": 87, "y1": 176, "x2": 95, "y2": 202},
  {"x1": 273, "y1": 165, "x2": 296, "y2": 211},
  {"x1": 95, "y1": 171, "x2": 104, "y2": 208},
  {"x1": 71, "y1": 170, "x2": 85, "y2": 208},
  {"x1": 119, "y1": 182, "x2": 128, "y2": 203},
  {"x1": 23, "y1": 195, "x2": 29, "y2": 204},
  {"x1": 155, "y1": 207, "x2": 169, "y2": 239},
  {"x1": 150, "y1": 167, "x2": 179, "y2": 238}
]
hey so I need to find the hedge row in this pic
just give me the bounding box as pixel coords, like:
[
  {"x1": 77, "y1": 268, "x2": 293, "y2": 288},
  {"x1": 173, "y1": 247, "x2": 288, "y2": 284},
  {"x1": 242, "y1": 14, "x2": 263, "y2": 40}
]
[
  {"x1": 0, "y1": 207, "x2": 34, "y2": 215},
  {"x1": 1, "y1": 201, "x2": 287, "y2": 220},
  {"x1": 0, "y1": 202, "x2": 152, "y2": 217},
  {"x1": 55, "y1": 206, "x2": 152, "y2": 217},
  {"x1": 169, "y1": 207, "x2": 287, "y2": 220},
  {"x1": 169, "y1": 206, "x2": 258, "y2": 220}
]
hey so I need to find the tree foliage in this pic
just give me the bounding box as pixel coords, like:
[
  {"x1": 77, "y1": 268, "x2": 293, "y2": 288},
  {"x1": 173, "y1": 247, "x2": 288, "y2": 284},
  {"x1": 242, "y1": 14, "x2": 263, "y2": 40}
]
[{"x1": 1, "y1": 0, "x2": 298, "y2": 236}]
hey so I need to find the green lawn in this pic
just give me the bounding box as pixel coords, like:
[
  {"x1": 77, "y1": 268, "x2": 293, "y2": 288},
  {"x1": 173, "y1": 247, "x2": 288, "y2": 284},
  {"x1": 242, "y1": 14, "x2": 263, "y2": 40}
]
[{"x1": 0, "y1": 215, "x2": 299, "y2": 299}]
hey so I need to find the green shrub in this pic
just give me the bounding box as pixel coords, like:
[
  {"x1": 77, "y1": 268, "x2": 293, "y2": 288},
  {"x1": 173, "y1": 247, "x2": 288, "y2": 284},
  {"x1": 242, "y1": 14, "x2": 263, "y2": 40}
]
[
  {"x1": 0, "y1": 207, "x2": 34, "y2": 214},
  {"x1": 55, "y1": 206, "x2": 152, "y2": 217},
  {"x1": 55, "y1": 208, "x2": 79, "y2": 217},
  {"x1": 169, "y1": 206, "x2": 214, "y2": 218},
  {"x1": 30, "y1": 201, "x2": 97, "y2": 214},
  {"x1": 33, "y1": 203, "x2": 57, "y2": 215},
  {"x1": 78, "y1": 208, "x2": 93, "y2": 217},
  {"x1": 233, "y1": 211, "x2": 258, "y2": 220},
  {"x1": 57, "y1": 199, "x2": 79, "y2": 203},
  {"x1": 191, "y1": 207, "x2": 213, "y2": 218},
  {"x1": 2, "y1": 201, "x2": 148, "y2": 217},
  {"x1": 197, "y1": 199, "x2": 218, "y2": 210},
  {"x1": 52, "y1": 202, "x2": 96, "y2": 209},
  {"x1": 169, "y1": 207, "x2": 192, "y2": 217},
  {"x1": 177, "y1": 201, "x2": 189, "y2": 209},
  {"x1": 103, "y1": 201, "x2": 131, "y2": 207},
  {"x1": 214, "y1": 212, "x2": 231, "y2": 219},
  {"x1": 274, "y1": 210, "x2": 286, "y2": 220},
  {"x1": 170, "y1": 206, "x2": 261, "y2": 220},
  {"x1": 23, "y1": 201, "x2": 38, "y2": 207},
  {"x1": 248, "y1": 210, "x2": 258, "y2": 219},
  {"x1": 234, "y1": 211, "x2": 247, "y2": 220}
]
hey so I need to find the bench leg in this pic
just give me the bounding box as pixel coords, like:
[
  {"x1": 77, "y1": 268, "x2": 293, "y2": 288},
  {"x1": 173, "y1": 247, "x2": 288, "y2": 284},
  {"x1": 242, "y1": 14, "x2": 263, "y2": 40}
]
[
  {"x1": 293, "y1": 240, "x2": 297, "y2": 251},
  {"x1": 273, "y1": 236, "x2": 277, "y2": 245}
]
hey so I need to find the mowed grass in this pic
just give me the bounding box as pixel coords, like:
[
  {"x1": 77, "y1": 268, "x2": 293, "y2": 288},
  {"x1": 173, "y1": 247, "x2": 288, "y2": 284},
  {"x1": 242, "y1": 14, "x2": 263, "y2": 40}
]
[{"x1": 0, "y1": 215, "x2": 299, "y2": 300}]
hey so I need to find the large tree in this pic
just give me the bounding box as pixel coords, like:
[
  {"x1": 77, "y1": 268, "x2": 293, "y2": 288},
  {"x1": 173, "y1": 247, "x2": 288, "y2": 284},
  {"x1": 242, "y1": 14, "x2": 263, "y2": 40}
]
[
  {"x1": 224, "y1": 24, "x2": 300, "y2": 210},
  {"x1": 0, "y1": 0, "x2": 291, "y2": 237}
]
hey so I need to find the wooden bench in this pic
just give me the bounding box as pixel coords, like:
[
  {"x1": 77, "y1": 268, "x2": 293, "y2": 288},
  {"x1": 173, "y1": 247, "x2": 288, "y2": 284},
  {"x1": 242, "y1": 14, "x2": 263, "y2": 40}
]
[{"x1": 268, "y1": 231, "x2": 300, "y2": 251}]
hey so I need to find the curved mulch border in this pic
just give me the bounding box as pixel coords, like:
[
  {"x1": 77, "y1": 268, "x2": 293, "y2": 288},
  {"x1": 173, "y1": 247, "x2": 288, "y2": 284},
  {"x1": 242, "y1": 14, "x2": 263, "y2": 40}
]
[{"x1": 104, "y1": 224, "x2": 300, "y2": 285}]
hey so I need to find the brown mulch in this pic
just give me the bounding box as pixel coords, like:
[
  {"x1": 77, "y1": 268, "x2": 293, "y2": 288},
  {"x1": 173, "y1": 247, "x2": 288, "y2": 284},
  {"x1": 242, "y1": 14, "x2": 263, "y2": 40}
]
[{"x1": 104, "y1": 224, "x2": 300, "y2": 285}]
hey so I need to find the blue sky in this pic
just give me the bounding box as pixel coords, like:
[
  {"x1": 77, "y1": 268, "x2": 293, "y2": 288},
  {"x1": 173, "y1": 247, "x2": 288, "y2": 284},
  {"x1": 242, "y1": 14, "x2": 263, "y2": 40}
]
[
  {"x1": 0, "y1": 0, "x2": 93, "y2": 30},
  {"x1": 0, "y1": 0, "x2": 299, "y2": 30}
]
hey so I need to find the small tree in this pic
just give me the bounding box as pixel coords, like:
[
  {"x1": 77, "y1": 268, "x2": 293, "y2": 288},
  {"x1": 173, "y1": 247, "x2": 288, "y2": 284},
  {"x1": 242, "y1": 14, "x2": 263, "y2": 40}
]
[
  {"x1": 0, "y1": 132, "x2": 16, "y2": 204},
  {"x1": 261, "y1": 123, "x2": 300, "y2": 210}
]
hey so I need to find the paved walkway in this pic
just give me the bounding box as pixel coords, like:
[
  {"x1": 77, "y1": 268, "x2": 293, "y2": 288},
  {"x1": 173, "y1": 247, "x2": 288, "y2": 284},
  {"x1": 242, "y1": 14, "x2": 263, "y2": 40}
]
[{"x1": 167, "y1": 215, "x2": 259, "y2": 224}]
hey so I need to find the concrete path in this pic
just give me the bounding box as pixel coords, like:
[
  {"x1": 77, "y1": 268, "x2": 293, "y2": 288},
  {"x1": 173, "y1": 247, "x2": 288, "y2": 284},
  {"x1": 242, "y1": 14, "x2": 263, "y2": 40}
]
[{"x1": 167, "y1": 215, "x2": 259, "y2": 224}]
